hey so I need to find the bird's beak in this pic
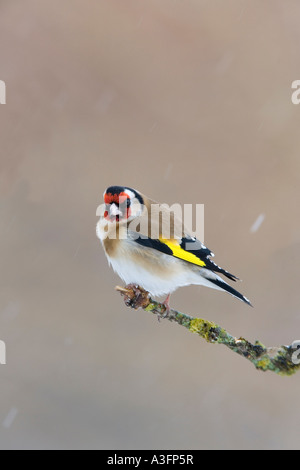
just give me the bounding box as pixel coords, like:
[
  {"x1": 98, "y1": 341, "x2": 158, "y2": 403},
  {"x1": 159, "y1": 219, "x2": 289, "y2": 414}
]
[{"x1": 109, "y1": 203, "x2": 122, "y2": 217}]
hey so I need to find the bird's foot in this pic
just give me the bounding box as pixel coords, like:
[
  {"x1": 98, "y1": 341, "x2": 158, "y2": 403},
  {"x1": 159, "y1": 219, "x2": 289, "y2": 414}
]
[{"x1": 160, "y1": 293, "x2": 171, "y2": 320}]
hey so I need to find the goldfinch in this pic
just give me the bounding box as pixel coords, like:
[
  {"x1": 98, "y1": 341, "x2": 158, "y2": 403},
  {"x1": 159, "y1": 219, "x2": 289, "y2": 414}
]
[{"x1": 96, "y1": 186, "x2": 251, "y2": 306}]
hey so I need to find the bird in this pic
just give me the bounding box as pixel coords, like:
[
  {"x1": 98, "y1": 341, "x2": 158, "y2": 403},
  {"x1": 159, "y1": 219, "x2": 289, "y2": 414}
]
[{"x1": 96, "y1": 185, "x2": 252, "y2": 308}]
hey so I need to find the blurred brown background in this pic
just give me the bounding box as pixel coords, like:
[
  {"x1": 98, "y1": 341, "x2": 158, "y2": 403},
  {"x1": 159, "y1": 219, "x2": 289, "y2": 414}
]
[{"x1": 1, "y1": 0, "x2": 300, "y2": 450}]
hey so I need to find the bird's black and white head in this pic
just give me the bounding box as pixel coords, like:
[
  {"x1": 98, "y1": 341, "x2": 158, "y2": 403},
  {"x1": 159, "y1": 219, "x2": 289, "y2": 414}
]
[{"x1": 103, "y1": 186, "x2": 144, "y2": 222}]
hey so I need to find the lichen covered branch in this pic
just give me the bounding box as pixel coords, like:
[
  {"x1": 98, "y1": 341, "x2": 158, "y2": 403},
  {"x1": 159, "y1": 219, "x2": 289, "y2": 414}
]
[{"x1": 116, "y1": 285, "x2": 300, "y2": 376}]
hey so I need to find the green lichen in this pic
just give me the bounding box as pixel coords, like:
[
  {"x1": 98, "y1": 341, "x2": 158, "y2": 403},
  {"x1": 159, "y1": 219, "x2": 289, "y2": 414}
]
[
  {"x1": 174, "y1": 312, "x2": 191, "y2": 328},
  {"x1": 271, "y1": 349, "x2": 300, "y2": 376},
  {"x1": 189, "y1": 318, "x2": 220, "y2": 342},
  {"x1": 254, "y1": 356, "x2": 272, "y2": 371},
  {"x1": 144, "y1": 302, "x2": 157, "y2": 312}
]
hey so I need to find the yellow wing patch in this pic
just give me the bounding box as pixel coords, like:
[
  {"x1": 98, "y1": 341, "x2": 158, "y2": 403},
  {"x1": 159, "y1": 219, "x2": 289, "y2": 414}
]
[{"x1": 159, "y1": 238, "x2": 206, "y2": 267}]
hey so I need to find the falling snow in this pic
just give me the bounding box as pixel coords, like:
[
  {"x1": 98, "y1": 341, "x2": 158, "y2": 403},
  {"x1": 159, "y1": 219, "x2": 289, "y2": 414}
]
[
  {"x1": 2, "y1": 408, "x2": 18, "y2": 429},
  {"x1": 250, "y1": 214, "x2": 265, "y2": 233}
]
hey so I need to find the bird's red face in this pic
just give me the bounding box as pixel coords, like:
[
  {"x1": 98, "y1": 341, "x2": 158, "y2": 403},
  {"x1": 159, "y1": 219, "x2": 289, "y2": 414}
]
[
  {"x1": 104, "y1": 192, "x2": 131, "y2": 222},
  {"x1": 103, "y1": 186, "x2": 143, "y2": 222}
]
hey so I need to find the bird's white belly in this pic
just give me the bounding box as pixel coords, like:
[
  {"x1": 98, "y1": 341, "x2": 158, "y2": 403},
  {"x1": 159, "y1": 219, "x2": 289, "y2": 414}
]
[{"x1": 106, "y1": 252, "x2": 196, "y2": 297}]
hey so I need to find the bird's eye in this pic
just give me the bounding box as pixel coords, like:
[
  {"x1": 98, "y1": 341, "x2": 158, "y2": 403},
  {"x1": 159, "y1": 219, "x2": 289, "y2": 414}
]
[{"x1": 119, "y1": 197, "x2": 130, "y2": 208}]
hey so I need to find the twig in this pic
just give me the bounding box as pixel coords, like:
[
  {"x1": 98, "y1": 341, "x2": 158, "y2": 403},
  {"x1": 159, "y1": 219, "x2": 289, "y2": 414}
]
[{"x1": 116, "y1": 285, "x2": 300, "y2": 376}]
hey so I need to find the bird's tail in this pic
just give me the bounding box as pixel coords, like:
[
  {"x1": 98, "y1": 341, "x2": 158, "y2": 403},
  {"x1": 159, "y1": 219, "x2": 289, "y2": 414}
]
[{"x1": 200, "y1": 269, "x2": 252, "y2": 306}]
